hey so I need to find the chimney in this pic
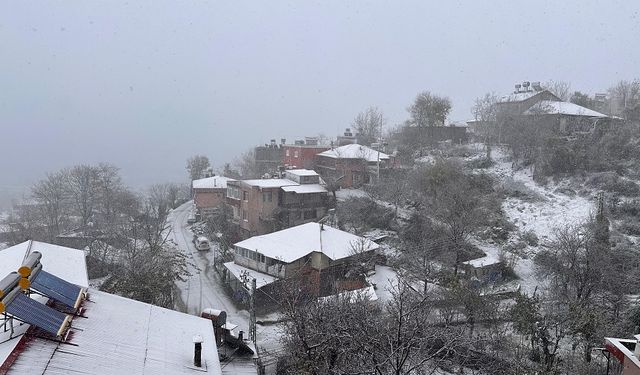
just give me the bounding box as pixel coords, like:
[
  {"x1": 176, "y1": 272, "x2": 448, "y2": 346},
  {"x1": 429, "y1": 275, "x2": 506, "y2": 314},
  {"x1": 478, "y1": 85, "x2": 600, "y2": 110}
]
[
  {"x1": 515, "y1": 83, "x2": 522, "y2": 93},
  {"x1": 238, "y1": 331, "x2": 244, "y2": 341},
  {"x1": 281, "y1": 138, "x2": 286, "y2": 145},
  {"x1": 193, "y1": 334, "x2": 203, "y2": 368}
]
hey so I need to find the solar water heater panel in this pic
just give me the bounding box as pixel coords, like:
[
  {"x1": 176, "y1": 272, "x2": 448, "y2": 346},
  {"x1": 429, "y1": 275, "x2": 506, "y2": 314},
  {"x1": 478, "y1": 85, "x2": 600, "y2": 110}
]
[
  {"x1": 6, "y1": 292, "x2": 68, "y2": 336},
  {"x1": 31, "y1": 270, "x2": 83, "y2": 309}
]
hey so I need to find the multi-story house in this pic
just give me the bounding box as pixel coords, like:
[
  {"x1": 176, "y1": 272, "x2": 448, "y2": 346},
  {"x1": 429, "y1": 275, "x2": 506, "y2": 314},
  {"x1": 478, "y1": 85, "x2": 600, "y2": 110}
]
[
  {"x1": 223, "y1": 222, "x2": 379, "y2": 302},
  {"x1": 254, "y1": 140, "x2": 285, "y2": 176},
  {"x1": 282, "y1": 137, "x2": 330, "y2": 169},
  {"x1": 315, "y1": 144, "x2": 391, "y2": 188},
  {"x1": 226, "y1": 169, "x2": 330, "y2": 238}
]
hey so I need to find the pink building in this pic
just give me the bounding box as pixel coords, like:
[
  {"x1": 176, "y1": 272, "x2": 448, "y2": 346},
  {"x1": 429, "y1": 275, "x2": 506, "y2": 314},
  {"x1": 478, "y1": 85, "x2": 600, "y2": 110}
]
[{"x1": 192, "y1": 175, "x2": 235, "y2": 217}]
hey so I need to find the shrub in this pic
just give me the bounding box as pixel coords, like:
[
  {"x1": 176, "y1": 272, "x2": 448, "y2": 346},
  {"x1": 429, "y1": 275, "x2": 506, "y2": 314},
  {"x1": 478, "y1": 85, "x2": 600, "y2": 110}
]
[
  {"x1": 520, "y1": 230, "x2": 539, "y2": 247},
  {"x1": 337, "y1": 197, "x2": 395, "y2": 233},
  {"x1": 587, "y1": 172, "x2": 640, "y2": 196}
]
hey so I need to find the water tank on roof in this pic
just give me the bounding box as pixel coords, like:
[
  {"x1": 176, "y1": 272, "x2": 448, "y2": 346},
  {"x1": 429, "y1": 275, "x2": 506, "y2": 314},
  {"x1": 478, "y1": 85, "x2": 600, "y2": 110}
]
[{"x1": 201, "y1": 308, "x2": 227, "y2": 327}]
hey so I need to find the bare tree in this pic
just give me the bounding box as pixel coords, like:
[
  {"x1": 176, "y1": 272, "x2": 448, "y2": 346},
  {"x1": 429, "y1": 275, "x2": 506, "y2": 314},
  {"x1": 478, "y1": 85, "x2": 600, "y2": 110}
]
[
  {"x1": 94, "y1": 163, "x2": 127, "y2": 226},
  {"x1": 608, "y1": 79, "x2": 640, "y2": 119},
  {"x1": 233, "y1": 149, "x2": 260, "y2": 178},
  {"x1": 352, "y1": 106, "x2": 385, "y2": 146},
  {"x1": 277, "y1": 273, "x2": 467, "y2": 375},
  {"x1": 408, "y1": 91, "x2": 452, "y2": 127},
  {"x1": 186, "y1": 155, "x2": 211, "y2": 180},
  {"x1": 31, "y1": 170, "x2": 70, "y2": 240},
  {"x1": 66, "y1": 164, "x2": 99, "y2": 226},
  {"x1": 471, "y1": 92, "x2": 501, "y2": 148},
  {"x1": 544, "y1": 80, "x2": 572, "y2": 101},
  {"x1": 102, "y1": 190, "x2": 189, "y2": 308},
  {"x1": 420, "y1": 160, "x2": 489, "y2": 275}
]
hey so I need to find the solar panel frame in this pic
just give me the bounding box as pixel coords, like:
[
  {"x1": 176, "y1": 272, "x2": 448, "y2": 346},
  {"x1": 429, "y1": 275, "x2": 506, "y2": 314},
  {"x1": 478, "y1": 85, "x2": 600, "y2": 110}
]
[
  {"x1": 31, "y1": 270, "x2": 84, "y2": 309},
  {"x1": 6, "y1": 292, "x2": 68, "y2": 336}
]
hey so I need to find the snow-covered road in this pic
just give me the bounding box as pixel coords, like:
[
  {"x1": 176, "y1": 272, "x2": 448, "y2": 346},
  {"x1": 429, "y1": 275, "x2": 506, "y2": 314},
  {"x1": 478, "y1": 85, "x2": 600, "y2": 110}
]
[
  {"x1": 168, "y1": 201, "x2": 250, "y2": 329},
  {"x1": 168, "y1": 201, "x2": 285, "y2": 373}
]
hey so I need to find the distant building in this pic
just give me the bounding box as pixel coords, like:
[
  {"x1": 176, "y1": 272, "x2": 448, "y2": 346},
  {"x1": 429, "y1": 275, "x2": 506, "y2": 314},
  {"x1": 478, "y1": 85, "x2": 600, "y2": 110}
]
[
  {"x1": 0, "y1": 240, "x2": 223, "y2": 375},
  {"x1": 254, "y1": 139, "x2": 284, "y2": 176},
  {"x1": 315, "y1": 144, "x2": 392, "y2": 188},
  {"x1": 223, "y1": 222, "x2": 379, "y2": 303},
  {"x1": 282, "y1": 137, "x2": 330, "y2": 170},
  {"x1": 192, "y1": 175, "x2": 235, "y2": 217},
  {"x1": 336, "y1": 128, "x2": 357, "y2": 146},
  {"x1": 495, "y1": 82, "x2": 561, "y2": 116},
  {"x1": 469, "y1": 81, "x2": 616, "y2": 140},
  {"x1": 226, "y1": 169, "x2": 330, "y2": 237}
]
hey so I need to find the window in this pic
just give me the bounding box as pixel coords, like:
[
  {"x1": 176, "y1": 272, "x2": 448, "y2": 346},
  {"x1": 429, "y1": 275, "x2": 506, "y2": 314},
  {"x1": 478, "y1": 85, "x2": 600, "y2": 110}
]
[
  {"x1": 242, "y1": 210, "x2": 248, "y2": 221},
  {"x1": 243, "y1": 191, "x2": 248, "y2": 201},
  {"x1": 286, "y1": 149, "x2": 290, "y2": 157},
  {"x1": 227, "y1": 187, "x2": 241, "y2": 200},
  {"x1": 262, "y1": 191, "x2": 272, "y2": 203},
  {"x1": 294, "y1": 150, "x2": 299, "y2": 158}
]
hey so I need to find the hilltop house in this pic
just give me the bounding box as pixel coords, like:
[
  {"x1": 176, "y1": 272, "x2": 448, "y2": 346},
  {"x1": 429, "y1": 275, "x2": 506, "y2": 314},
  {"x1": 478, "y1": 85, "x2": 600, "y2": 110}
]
[
  {"x1": 471, "y1": 81, "x2": 613, "y2": 139},
  {"x1": 192, "y1": 175, "x2": 235, "y2": 217},
  {"x1": 315, "y1": 144, "x2": 392, "y2": 188},
  {"x1": 223, "y1": 222, "x2": 379, "y2": 304},
  {"x1": 226, "y1": 170, "x2": 330, "y2": 237}
]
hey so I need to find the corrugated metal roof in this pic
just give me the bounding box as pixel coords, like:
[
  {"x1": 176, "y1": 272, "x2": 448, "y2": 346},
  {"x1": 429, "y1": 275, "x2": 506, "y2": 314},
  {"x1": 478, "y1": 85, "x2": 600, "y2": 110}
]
[
  {"x1": 5, "y1": 290, "x2": 222, "y2": 375},
  {"x1": 0, "y1": 241, "x2": 88, "y2": 288}
]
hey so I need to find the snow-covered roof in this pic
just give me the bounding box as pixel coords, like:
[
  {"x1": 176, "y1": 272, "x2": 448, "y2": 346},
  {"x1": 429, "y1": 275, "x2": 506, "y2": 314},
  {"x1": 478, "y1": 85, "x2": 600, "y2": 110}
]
[
  {"x1": 0, "y1": 241, "x2": 221, "y2": 374},
  {"x1": 524, "y1": 100, "x2": 608, "y2": 118},
  {"x1": 2, "y1": 290, "x2": 221, "y2": 375},
  {"x1": 0, "y1": 240, "x2": 88, "y2": 287},
  {"x1": 462, "y1": 253, "x2": 502, "y2": 268},
  {"x1": 317, "y1": 144, "x2": 390, "y2": 162},
  {"x1": 498, "y1": 91, "x2": 539, "y2": 103},
  {"x1": 223, "y1": 262, "x2": 279, "y2": 289},
  {"x1": 239, "y1": 179, "x2": 298, "y2": 189},
  {"x1": 234, "y1": 223, "x2": 379, "y2": 263},
  {"x1": 281, "y1": 184, "x2": 327, "y2": 194},
  {"x1": 192, "y1": 175, "x2": 235, "y2": 190},
  {"x1": 285, "y1": 169, "x2": 318, "y2": 177},
  {"x1": 318, "y1": 286, "x2": 378, "y2": 303}
]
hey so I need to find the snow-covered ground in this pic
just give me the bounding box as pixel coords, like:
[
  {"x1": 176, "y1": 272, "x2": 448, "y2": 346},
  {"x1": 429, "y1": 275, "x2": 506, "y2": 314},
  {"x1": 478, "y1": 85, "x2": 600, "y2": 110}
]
[
  {"x1": 335, "y1": 188, "x2": 413, "y2": 220},
  {"x1": 490, "y1": 148, "x2": 594, "y2": 242},
  {"x1": 485, "y1": 147, "x2": 595, "y2": 293}
]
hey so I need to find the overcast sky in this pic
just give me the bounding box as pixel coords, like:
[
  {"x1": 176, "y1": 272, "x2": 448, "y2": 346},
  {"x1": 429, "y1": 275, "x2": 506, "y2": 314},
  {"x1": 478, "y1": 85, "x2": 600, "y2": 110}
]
[{"x1": 1, "y1": 1, "x2": 639, "y2": 206}]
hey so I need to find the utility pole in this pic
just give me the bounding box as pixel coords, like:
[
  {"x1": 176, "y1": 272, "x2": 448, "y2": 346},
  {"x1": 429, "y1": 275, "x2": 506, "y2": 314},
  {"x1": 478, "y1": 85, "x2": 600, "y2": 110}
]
[{"x1": 249, "y1": 278, "x2": 256, "y2": 343}]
